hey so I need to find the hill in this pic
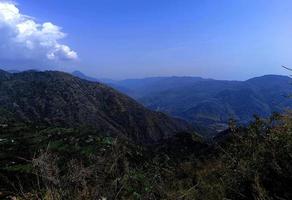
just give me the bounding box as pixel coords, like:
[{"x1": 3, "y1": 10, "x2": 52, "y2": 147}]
[
  {"x1": 0, "y1": 70, "x2": 192, "y2": 143},
  {"x1": 1, "y1": 108, "x2": 291, "y2": 200}
]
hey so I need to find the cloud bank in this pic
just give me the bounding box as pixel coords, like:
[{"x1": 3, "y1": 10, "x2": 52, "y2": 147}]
[{"x1": 0, "y1": 1, "x2": 78, "y2": 69}]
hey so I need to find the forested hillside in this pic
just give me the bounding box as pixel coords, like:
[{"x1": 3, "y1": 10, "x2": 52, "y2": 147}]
[{"x1": 0, "y1": 70, "x2": 192, "y2": 143}]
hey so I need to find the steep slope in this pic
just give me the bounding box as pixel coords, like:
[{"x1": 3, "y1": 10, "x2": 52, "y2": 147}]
[{"x1": 0, "y1": 70, "x2": 193, "y2": 143}]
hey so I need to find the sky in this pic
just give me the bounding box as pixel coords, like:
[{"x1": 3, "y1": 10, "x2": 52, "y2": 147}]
[{"x1": 1, "y1": 0, "x2": 292, "y2": 80}]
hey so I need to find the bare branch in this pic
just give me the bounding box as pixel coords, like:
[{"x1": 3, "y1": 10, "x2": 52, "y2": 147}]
[{"x1": 281, "y1": 65, "x2": 292, "y2": 71}]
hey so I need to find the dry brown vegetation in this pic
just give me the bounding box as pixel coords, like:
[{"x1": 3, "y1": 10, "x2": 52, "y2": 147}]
[{"x1": 1, "y1": 113, "x2": 292, "y2": 199}]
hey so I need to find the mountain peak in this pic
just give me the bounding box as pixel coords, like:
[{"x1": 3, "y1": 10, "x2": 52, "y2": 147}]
[{"x1": 72, "y1": 70, "x2": 99, "y2": 82}]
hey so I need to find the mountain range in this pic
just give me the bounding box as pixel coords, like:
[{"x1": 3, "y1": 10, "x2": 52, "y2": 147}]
[
  {"x1": 72, "y1": 71, "x2": 292, "y2": 136},
  {"x1": 0, "y1": 69, "x2": 192, "y2": 143},
  {"x1": 1, "y1": 69, "x2": 292, "y2": 200}
]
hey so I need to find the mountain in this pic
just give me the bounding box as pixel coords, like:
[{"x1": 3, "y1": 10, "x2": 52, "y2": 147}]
[
  {"x1": 108, "y1": 75, "x2": 292, "y2": 136},
  {"x1": 71, "y1": 70, "x2": 99, "y2": 82},
  {"x1": 1, "y1": 70, "x2": 291, "y2": 200},
  {"x1": 0, "y1": 70, "x2": 193, "y2": 143},
  {"x1": 7, "y1": 69, "x2": 21, "y2": 73},
  {"x1": 108, "y1": 76, "x2": 205, "y2": 98},
  {"x1": 72, "y1": 70, "x2": 116, "y2": 84}
]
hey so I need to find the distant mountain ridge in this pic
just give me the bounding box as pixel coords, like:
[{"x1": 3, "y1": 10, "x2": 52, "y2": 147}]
[
  {"x1": 72, "y1": 70, "x2": 116, "y2": 84},
  {"x1": 70, "y1": 71, "x2": 292, "y2": 136},
  {"x1": 72, "y1": 70, "x2": 100, "y2": 82},
  {"x1": 0, "y1": 69, "x2": 193, "y2": 143},
  {"x1": 103, "y1": 74, "x2": 292, "y2": 136}
]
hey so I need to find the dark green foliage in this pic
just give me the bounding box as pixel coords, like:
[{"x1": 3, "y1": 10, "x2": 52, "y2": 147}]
[{"x1": 214, "y1": 114, "x2": 292, "y2": 200}]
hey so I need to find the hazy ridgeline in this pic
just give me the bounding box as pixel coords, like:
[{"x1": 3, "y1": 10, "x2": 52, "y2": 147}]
[{"x1": 74, "y1": 71, "x2": 292, "y2": 137}]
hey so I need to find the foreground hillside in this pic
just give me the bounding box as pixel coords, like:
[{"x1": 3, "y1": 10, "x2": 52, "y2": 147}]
[
  {"x1": 106, "y1": 75, "x2": 292, "y2": 135},
  {"x1": 1, "y1": 113, "x2": 291, "y2": 199},
  {"x1": 0, "y1": 70, "x2": 192, "y2": 143}
]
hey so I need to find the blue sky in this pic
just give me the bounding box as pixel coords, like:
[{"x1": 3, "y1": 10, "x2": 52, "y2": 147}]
[{"x1": 1, "y1": 0, "x2": 292, "y2": 80}]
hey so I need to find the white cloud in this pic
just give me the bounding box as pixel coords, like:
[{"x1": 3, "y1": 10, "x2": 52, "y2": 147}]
[{"x1": 0, "y1": 1, "x2": 78, "y2": 67}]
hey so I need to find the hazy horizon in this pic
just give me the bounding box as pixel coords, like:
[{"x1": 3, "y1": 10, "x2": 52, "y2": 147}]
[
  {"x1": 1, "y1": 67, "x2": 291, "y2": 82},
  {"x1": 1, "y1": 0, "x2": 292, "y2": 80}
]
